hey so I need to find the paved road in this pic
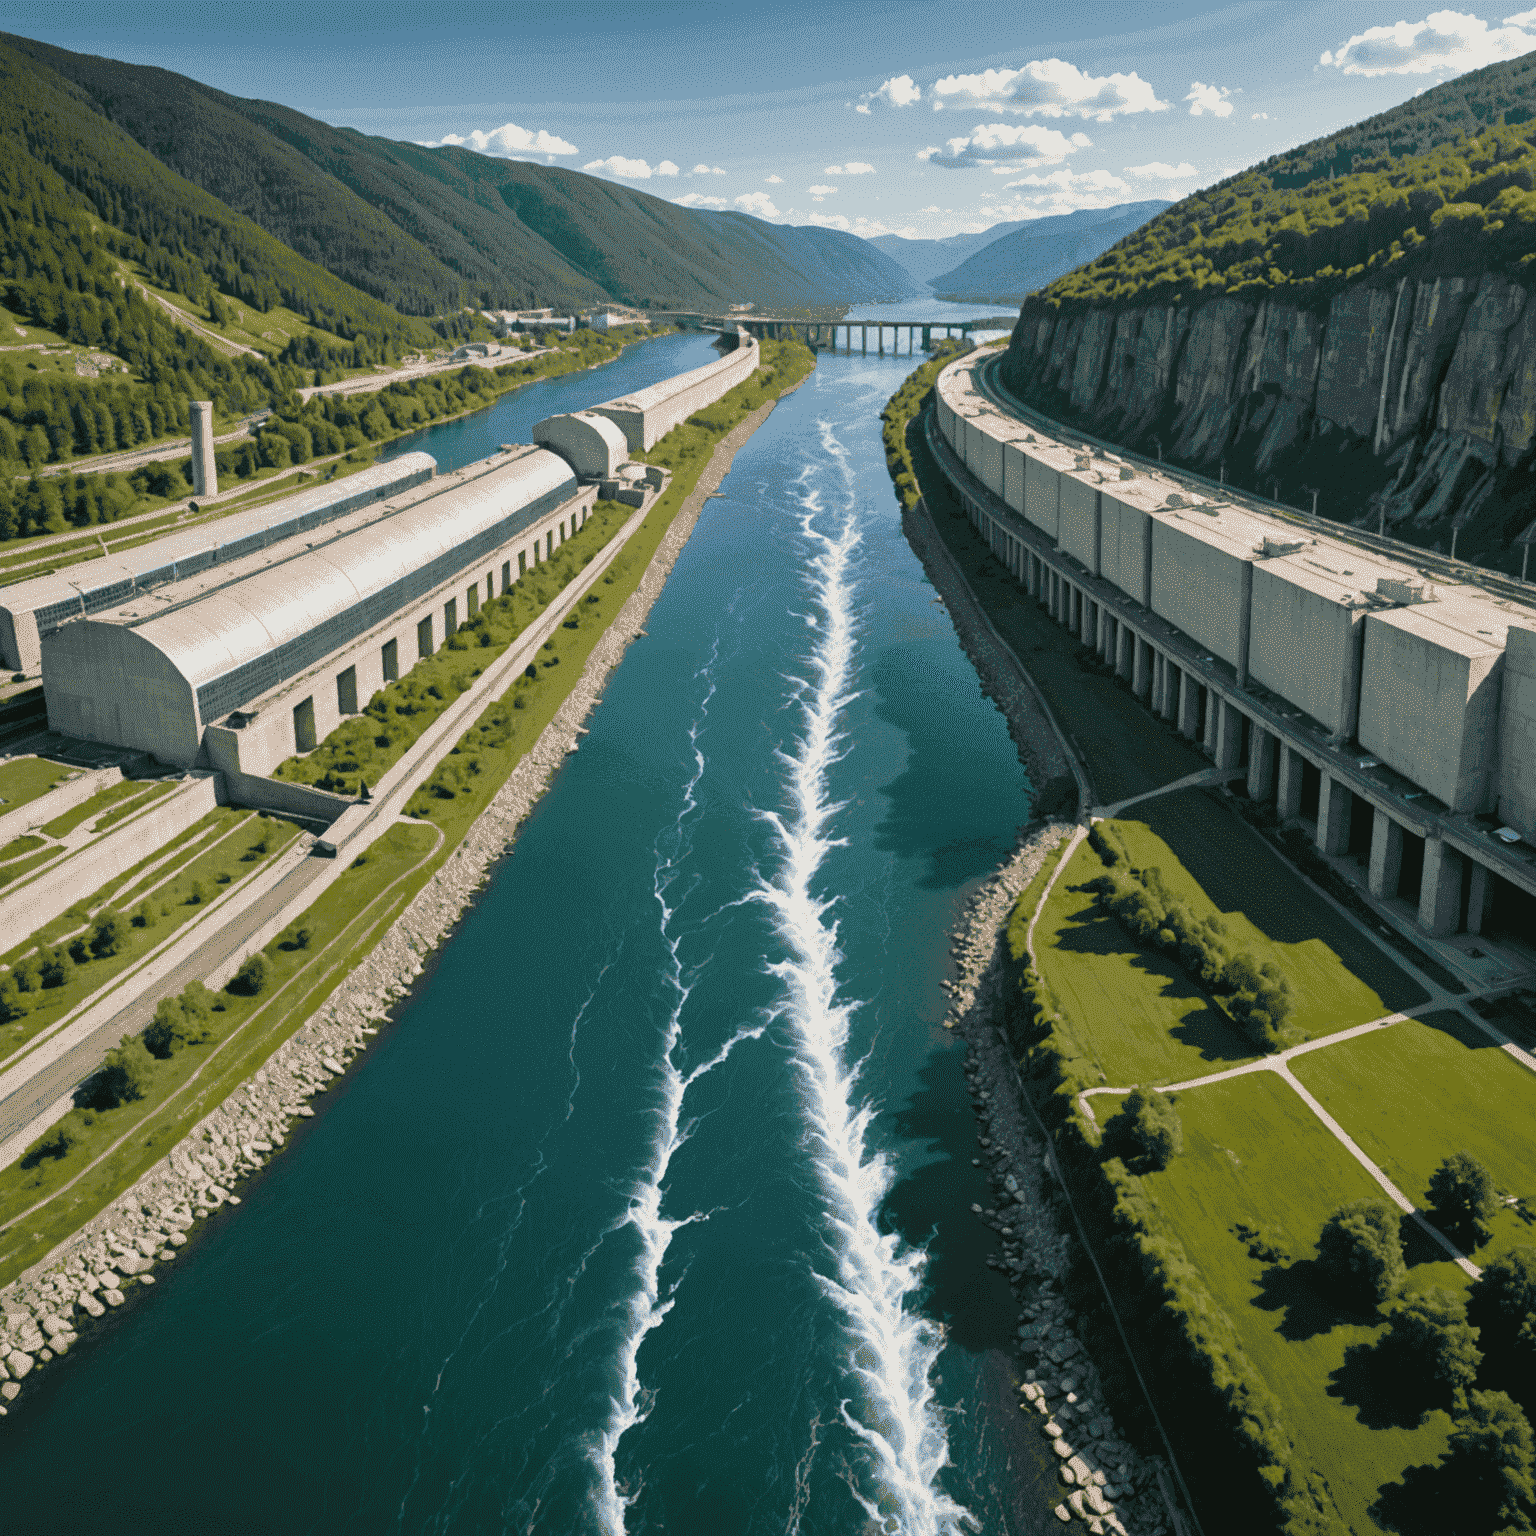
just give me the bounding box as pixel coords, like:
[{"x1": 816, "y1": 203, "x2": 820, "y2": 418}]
[{"x1": 0, "y1": 854, "x2": 331, "y2": 1146}]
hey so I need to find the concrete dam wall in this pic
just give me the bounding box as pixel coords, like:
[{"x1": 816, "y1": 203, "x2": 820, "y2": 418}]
[{"x1": 935, "y1": 347, "x2": 1536, "y2": 941}]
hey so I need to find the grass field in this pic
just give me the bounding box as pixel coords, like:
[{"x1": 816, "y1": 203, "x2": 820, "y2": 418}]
[
  {"x1": 1143, "y1": 1072, "x2": 1465, "y2": 1533},
  {"x1": 1036, "y1": 836, "x2": 1263, "y2": 1084},
  {"x1": 0, "y1": 757, "x2": 72, "y2": 812},
  {"x1": 0, "y1": 808, "x2": 300, "y2": 1061},
  {"x1": 1292, "y1": 1011, "x2": 1536, "y2": 1264},
  {"x1": 1107, "y1": 793, "x2": 1426, "y2": 1036}
]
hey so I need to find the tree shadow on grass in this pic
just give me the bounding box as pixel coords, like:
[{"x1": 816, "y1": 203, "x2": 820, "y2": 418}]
[
  {"x1": 1249, "y1": 1257, "x2": 1366, "y2": 1342},
  {"x1": 1328, "y1": 1335, "x2": 1447, "y2": 1430},
  {"x1": 1049, "y1": 894, "x2": 1257, "y2": 1066},
  {"x1": 1369, "y1": 1458, "x2": 1505, "y2": 1536}
]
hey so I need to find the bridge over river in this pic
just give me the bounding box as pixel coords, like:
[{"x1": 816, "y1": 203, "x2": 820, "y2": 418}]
[{"x1": 649, "y1": 310, "x2": 1017, "y2": 353}]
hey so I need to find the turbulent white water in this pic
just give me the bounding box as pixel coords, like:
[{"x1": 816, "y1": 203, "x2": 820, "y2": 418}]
[
  {"x1": 752, "y1": 434, "x2": 975, "y2": 1536},
  {"x1": 592, "y1": 647, "x2": 765, "y2": 1533}
]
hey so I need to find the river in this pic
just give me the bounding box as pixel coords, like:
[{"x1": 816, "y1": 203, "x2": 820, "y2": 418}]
[{"x1": 0, "y1": 337, "x2": 1057, "y2": 1535}]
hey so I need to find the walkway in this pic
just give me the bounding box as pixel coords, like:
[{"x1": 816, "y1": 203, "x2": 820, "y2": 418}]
[{"x1": 1093, "y1": 766, "x2": 1246, "y2": 821}]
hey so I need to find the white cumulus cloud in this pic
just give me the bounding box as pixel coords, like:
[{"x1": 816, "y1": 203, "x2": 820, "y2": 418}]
[
  {"x1": 1321, "y1": 9, "x2": 1536, "y2": 75},
  {"x1": 583, "y1": 155, "x2": 659, "y2": 178},
  {"x1": 931, "y1": 58, "x2": 1167, "y2": 121},
  {"x1": 735, "y1": 191, "x2": 782, "y2": 219},
  {"x1": 919, "y1": 123, "x2": 1090, "y2": 169},
  {"x1": 690, "y1": 164, "x2": 726, "y2": 175},
  {"x1": 674, "y1": 193, "x2": 729, "y2": 209},
  {"x1": 1125, "y1": 160, "x2": 1199, "y2": 179},
  {"x1": 857, "y1": 73, "x2": 922, "y2": 112},
  {"x1": 1252, "y1": 111, "x2": 1270, "y2": 120},
  {"x1": 765, "y1": 173, "x2": 784, "y2": 184},
  {"x1": 808, "y1": 184, "x2": 839, "y2": 200},
  {"x1": 799, "y1": 211, "x2": 913, "y2": 236},
  {"x1": 423, "y1": 121, "x2": 578, "y2": 158},
  {"x1": 1004, "y1": 167, "x2": 1132, "y2": 195},
  {"x1": 825, "y1": 162, "x2": 876, "y2": 175},
  {"x1": 1186, "y1": 81, "x2": 1235, "y2": 117}
]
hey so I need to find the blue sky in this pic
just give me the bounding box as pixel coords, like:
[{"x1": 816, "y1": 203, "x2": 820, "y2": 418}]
[{"x1": 13, "y1": 1, "x2": 1536, "y2": 239}]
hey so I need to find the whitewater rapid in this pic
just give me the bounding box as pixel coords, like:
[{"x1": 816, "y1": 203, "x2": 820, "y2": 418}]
[
  {"x1": 750, "y1": 424, "x2": 975, "y2": 1535},
  {"x1": 592, "y1": 643, "x2": 764, "y2": 1531}
]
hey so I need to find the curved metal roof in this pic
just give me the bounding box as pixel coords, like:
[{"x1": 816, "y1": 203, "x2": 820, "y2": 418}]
[
  {"x1": 130, "y1": 448, "x2": 574, "y2": 695},
  {"x1": 2, "y1": 452, "x2": 438, "y2": 633}
]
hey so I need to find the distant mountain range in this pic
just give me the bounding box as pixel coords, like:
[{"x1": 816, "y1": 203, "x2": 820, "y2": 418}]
[
  {"x1": 918, "y1": 203, "x2": 1171, "y2": 303},
  {"x1": 1, "y1": 33, "x2": 919, "y2": 317},
  {"x1": 870, "y1": 223, "x2": 1038, "y2": 287}
]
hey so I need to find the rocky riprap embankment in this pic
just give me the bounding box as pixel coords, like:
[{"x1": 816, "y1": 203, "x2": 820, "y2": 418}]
[
  {"x1": 913, "y1": 483, "x2": 1182, "y2": 1531},
  {"x1": 0, "y1": 398, "x2": 774, "y2": 1416},
  {"x1": 944, "y1": 845, "x2": 1179, "y2": 1536}
]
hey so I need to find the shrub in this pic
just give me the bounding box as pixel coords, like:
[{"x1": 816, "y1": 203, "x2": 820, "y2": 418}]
[
  {"x1": 1467, "y1": 1247, "x2": 1536, "y2": 1411},
  {"x1": 20, "y1": 1121, "x2": 75, "y2": 1168},
  {"x1": 1316, "y1": 1199, "x2": 1405, "y2": 1310},
  {"x1": 143, "y1": 981, "x2": 215, "y2": 1058},
  {"x1": 76, "y1": 1035, "x2": 154, "y2": 1109},
  {"x1": 39, "y1": 946, "x2": 72, "y2": 988},
  {"x1": 89, "y1": 911, "x2": 126, "y2": 958},
  {"x1": 227, "y1": 953, "x2": 270, "y2": 997},
  {"x1": 1439, "y1": 1390, "x2": 1536, "y2": 1533},
  {"x1": 1113, "y1": 1086, "x2": 1184, "y2": 1170},
  {"x1": 1428, "y1": 1150, "x2": 1499, "y2": 1248},
  {"x1": 132, "y1": 900, "x2": 157, "y2": 928},
  {"x1": 0, "y1": 975, "x2": 25, "y2": 1023},
  {"x1": 1383, "y1": 1287, "x2": 1483, "y2": 1400},
  {"x1": 11, "y1": 957, "x2": 39, "y2": 992}
]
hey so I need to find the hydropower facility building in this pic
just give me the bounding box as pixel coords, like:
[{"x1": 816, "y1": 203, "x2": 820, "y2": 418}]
[
  {"x1": 932, "y1": 347, "x2": 1536, "y2": 945},
  {"x1": 11, "y1": 331, "x2": 758, "y2": 782}
]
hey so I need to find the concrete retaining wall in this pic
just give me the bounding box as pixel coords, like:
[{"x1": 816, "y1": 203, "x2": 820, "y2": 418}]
[
  {"x1": 0, "y1": 775, "x2": 220, "y2": 941},
  {"x1": 933, "y1": 349, "x2": 1536, "y2": 836}
]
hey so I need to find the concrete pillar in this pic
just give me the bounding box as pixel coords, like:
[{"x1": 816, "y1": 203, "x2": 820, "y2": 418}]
[
  {"x1": 1202, "y1": 687, "x2": 1218, "y2": 753},
  {"x1": 1316, "y1": 771, "x2": 1352, "y2": 855},
  {"x1": 1116, "y1": 624, "x2": 1133, "y2": 680},
  {"x1": 1419, "y1": 837, "x2": 1463, "y2": 936},
  {"x1": 190, "y1": 400, "x2": 217, "y2": 497},
  {"x1": 1178, "y1": 670, "x2": 1200, "y2": 740},
  {"x1": 1081, "y1": 597, "x2": 1095, "y2": 647},
  {"x1": 1368, "y1": 812, "x2": 1404, "y2": 898},
  {"x1": 1276, "y1": 743, "x2": 1303, "y2": 820},
  {"x1": 1215, "y1": 699, "x2": 1242, "y2": 769},
  {"x1": 1248, "y1": 726, "x2": 1276, "y2": 800},
  {"x1": 1466, "y1": 862, "x2": 1490, "y2": 935},
  {"x1": 862, "y1": 326, "x2": 867, "y2": 354},
  {"x1": 1133, "y1": 637, "x2": 1152, "y2": 700}
]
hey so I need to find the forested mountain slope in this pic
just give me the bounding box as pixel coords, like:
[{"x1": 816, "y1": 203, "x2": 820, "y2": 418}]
[
  {"x1": 4, "y1": 34, "x2": 919, "y2": 314},
  {"x1": 931, "y1": 201, "x2": 1168, "y2": 303},
  {"x1": 999, "y1": 53, "x2": 1536, "y2": 574}
]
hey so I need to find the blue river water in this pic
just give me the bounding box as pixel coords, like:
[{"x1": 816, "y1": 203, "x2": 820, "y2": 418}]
[{"x1": 0, "y1": 337, "x2": 1054, "y2": 1535}]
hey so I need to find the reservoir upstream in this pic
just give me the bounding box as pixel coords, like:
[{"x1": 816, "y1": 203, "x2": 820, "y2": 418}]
[{"x1": 0, "y1": 341, "x2": 1056, "y2": 1534}]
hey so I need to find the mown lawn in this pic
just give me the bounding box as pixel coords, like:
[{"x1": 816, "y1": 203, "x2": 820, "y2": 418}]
[
  {"x1": 1143, "y1": 1072, "x2": 1466, "y2": 1534},
  {"x1": 1292, "y1": 1010, "x2": 1536, "y2": 1265},
  {"x1": 1106, "y1": 791, "x2": 1425, "y2": 1037},
  {"x1": 1035, "y1": 836, "x2": 1262, "y2": 1085}
]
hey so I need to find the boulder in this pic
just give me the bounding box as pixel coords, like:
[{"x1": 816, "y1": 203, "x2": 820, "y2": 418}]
[
  {"x1": 78, "y1": 1293, "x2": 104, "y2": 1319},
  {"x1": 1053, "y1": 1506, "x2": 1072, "y2": 1524},
  {"x1": 1069, "y1": 1456, "x2": 1093, "y2": 1485},
  {"x1": 1086, "y1": 1486, "x2": 1110, "y2": 1516},
  {"x1": 115, "y1": 1255, "x2": 150, "y2": 1276},
  {"x1": 0, "y1": 1381, "x2": 17, "y2": 1402},
  {"x1": 103, "y1": 1290, "x2": 125, "y2": 1307},
  {"x1": 1069, "y1": 1490, "x2": 1087, "y2": 1519}
]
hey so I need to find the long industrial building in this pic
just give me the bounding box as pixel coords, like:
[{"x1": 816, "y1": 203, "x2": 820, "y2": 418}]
[
  {"x1": 933, "y1": 347, "x2": 1536, "y2": 945},
  {"x1": 19, "y1": 330, "x2": 762, "y2": 783},
  {"x1": 0, "y1": 453, "x2": 437, "y2": 674}
]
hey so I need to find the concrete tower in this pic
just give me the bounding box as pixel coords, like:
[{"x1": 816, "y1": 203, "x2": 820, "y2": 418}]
[{"x1": 189, "y1": 401, "x2": 217, "y2": 498}]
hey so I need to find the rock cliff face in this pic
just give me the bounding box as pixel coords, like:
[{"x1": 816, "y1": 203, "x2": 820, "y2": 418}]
[{"x1": 1000, "y1": 274, "x2": 1536, "y2": 561}]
